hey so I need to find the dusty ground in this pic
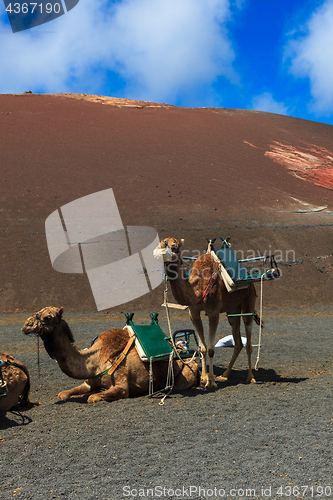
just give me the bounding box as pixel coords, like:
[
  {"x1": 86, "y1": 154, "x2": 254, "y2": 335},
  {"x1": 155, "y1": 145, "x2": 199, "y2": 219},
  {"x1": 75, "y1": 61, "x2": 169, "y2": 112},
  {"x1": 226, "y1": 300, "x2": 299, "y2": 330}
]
[{"x1": 0, "y1": 308, "x2": 332, "y2": 500}]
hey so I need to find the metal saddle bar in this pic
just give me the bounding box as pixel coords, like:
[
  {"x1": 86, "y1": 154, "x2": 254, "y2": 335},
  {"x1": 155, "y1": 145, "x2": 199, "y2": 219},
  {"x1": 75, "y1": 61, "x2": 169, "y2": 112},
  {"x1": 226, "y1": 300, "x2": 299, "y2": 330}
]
[{"x1": 208, "y1": 237, "x2": 280, "y2": 290}]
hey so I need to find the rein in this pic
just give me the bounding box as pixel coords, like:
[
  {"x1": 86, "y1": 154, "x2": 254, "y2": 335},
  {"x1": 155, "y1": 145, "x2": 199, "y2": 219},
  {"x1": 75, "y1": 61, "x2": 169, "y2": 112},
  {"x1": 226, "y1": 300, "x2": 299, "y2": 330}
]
[{"x1": 95, "y1": 335, "x2": 135, "y2": 379}]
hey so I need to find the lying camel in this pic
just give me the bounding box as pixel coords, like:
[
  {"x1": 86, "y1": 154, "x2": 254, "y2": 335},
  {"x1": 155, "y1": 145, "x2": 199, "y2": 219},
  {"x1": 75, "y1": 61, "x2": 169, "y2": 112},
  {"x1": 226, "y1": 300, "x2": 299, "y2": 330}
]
[
  {"x1": 22, "y1": 306, "x2": 198, "y2": 403},
  {"x1": 0, "y1": 352, "x2": 33, "y2": 412}
]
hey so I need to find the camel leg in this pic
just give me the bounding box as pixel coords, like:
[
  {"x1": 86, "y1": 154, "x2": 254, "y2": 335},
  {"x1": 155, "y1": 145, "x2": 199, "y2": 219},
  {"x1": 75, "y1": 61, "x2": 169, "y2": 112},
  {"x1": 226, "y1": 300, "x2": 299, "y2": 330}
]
[
  {"x1": 219, "y1": 313, "x2": 243, "y2": 381},
  {"x1": 87, "y1": 385, "x2": 128, "y2": 403},
  {"x1": 58, "y1": 381, "x2": 97, "y2": 400},
  {"x1": 243, "y1": 314, "x2": 256, "y2": 384},
  {"x1": 189, "y1": 308, "x2": 207, "y2": 387},
  {"x1": 206, "y1": 312, "x2": 219, "y2": 389},
  {"x1": 173, "y1": 360, "x2": 199, "y2": 390}
]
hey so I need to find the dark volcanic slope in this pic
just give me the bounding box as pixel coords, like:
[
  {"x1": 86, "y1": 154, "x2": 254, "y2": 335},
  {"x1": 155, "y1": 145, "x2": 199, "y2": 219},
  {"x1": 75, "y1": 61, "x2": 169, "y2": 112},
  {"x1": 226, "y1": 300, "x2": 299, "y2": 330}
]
[{"x1": 1, "y1": 93, "x2": 333, "y2": 313}]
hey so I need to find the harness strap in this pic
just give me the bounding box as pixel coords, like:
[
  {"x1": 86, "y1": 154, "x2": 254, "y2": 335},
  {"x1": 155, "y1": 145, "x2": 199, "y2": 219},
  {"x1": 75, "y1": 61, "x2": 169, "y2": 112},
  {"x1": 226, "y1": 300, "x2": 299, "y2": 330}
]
[
  {"x1": 4, "y1": 360, "x2": 26, "y2": 370},
  {"x1": 95, "y1": 335, "x2": 135, "y2": 379}
]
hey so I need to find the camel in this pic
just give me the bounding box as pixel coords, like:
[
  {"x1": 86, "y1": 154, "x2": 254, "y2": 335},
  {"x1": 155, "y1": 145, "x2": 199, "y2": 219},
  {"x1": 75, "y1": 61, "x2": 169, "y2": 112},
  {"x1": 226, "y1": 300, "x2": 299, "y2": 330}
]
[
  {"x1": 154, "y1": 237, "x2": 260, "y2": 388},
  {"x1": 22, "y1": 306, "x2": 198, "y2": 403},
  {"x1": 0, "y1": 352, "x2": 33, "y2": 412}
]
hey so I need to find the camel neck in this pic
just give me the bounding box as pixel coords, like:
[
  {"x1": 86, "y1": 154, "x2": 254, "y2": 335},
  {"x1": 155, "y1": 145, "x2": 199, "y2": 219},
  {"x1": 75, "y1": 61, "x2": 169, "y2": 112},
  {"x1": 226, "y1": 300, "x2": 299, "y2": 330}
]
[
  {"x1": 47, "y1": 321, "x2": 93, "y2": 380},
  {"x1": 165, "y1": 257, "x2": 194, "y2": 306}
]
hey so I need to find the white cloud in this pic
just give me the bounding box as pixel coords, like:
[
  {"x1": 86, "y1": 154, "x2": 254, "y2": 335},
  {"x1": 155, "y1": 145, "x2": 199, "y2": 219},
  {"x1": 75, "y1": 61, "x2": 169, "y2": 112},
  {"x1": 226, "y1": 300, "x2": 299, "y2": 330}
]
[
  {"x1": 0, "y1": 0, "x2": 236, "y2": 103},
  {"x1": 287, "y1": 0, "x2": 333, "y2": 113},
  {"x1": 251, "y1": 92, "x2": 288, "y2": 115}
]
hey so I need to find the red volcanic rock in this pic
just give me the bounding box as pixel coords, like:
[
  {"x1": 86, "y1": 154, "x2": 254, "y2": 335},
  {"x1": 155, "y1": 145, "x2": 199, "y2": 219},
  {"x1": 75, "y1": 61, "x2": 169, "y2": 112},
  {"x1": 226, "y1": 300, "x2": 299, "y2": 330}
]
[
  {"x1": 1, "y1": 93, "x2": 333, "y2": 314},
  {"x1": 265, "y1": 141, "x2": 333, "y2": 190}
]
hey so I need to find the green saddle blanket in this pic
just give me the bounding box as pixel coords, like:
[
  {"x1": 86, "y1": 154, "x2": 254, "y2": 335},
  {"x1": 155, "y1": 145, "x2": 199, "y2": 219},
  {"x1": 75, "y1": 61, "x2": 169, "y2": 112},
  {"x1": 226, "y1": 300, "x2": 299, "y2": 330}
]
[{"x1": 124, "y1": 313, "x2": 196, "y2": 362}]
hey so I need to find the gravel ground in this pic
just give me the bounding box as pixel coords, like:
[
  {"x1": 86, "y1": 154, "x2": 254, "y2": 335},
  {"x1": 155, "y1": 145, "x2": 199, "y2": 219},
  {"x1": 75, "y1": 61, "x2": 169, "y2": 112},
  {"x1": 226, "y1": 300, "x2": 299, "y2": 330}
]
[{"x1": 0, "y1": 309, "x2": 332, "y2": 500}]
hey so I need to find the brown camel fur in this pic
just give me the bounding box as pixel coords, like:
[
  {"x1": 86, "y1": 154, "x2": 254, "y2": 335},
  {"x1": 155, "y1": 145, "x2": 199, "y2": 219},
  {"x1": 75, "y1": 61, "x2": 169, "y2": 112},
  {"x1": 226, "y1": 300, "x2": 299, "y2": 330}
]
[
  {"x1": 0, "y1": 352, "x2": 33, "y2": 412},
  {"x1": 22, "y1": 306, "x2": 198, "y2": 403},
  {"x1": 154, "y1": 237, "x2": 260, "y2": 388}
]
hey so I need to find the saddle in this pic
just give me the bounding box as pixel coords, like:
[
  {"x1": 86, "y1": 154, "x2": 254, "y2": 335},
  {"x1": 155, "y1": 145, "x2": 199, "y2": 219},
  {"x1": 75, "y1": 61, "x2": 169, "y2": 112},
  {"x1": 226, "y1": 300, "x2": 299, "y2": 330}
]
[
  {"x1": 123, "y1": 312, "x2": 197, "y2": 362},
  {"x1": 207, "y1": 237, "x2": 280, "y2": 292}
]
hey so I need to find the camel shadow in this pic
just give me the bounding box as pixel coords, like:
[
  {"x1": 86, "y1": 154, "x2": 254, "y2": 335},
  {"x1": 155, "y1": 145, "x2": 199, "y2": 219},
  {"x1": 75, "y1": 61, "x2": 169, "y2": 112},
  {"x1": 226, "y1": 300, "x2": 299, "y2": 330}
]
[
  {"x1": 53, "y1": 366, "x2": 309, "y2": 404},
  {"x1": 174, "y1": 366, "x2": 308, "y2": 399},
  {"x1": 213, "y1": 366, "x2": 308, "y2": 386},
  {"x1": 0, "y1": 406, "x2": 33, "y2": 429}
]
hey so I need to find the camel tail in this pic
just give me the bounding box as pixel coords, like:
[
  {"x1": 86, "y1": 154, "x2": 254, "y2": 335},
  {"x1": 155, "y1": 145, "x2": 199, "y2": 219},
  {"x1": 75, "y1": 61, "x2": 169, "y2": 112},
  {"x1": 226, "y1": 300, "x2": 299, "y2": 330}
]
[{"x1": 253, "y1": 313, "x2": 264, "y2": 328}]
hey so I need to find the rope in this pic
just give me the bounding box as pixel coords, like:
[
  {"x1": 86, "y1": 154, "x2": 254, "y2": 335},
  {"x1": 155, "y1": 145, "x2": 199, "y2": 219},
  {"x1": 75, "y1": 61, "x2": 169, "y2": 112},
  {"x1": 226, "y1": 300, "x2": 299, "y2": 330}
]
[
  {"x1": 166, "y1": 352, "x2": 174, "y2": 388},
  {"x1": 152, "y1": 276, "x2": 200, "y2": 406},
  {"x1": 163, "y1": 276, "x2": 199, "y2": 366},
  {"x1": 149, "y1": 357, "x2": 154, "y2": 396},
  {"x1": 164, "y1": 276, "x2": 173, "y2": 338},
  {"x1": 159, "y1": 352, "x2": 174, "y2": 406},
  {"x1": 254, "y1": 273, "x2": 264, "y2": 370},
  {"x1": 37, "y1": 335, "x2": 41, "y2": 379}
]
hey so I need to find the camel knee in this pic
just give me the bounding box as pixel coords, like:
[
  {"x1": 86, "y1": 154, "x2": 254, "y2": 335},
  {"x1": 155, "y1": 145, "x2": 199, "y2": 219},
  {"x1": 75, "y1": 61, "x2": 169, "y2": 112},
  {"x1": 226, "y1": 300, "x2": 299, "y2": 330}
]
[{"x1": 208, "y1": 347, "x2": 215, "y2": 358}]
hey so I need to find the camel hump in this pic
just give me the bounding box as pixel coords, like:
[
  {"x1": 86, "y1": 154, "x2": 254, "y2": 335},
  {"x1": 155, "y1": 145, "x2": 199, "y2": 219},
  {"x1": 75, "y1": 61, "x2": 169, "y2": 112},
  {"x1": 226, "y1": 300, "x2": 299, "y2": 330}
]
[
  {"x1": 190, "y1": 254, "x2": 217, "y2": 278},
  {"x1": 98, "y1": 328, "x2": 131, "y2": 364},
  {"x1": 192, "y1": 253, "x2": 215, "y2": 267}
]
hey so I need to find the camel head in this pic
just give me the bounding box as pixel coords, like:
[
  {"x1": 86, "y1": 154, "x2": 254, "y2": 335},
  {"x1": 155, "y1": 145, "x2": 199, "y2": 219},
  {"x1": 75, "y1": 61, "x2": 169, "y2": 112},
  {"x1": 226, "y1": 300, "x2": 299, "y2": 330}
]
[
  {"x1": 22, "y1": 306, "x2": 74, "y2": 359},
  {"x1": 22, "y1": 306, "x2": 64, "y2": 336},
  {"x1": 153, "y1": 237, "x2": 184, "y2": 262}
]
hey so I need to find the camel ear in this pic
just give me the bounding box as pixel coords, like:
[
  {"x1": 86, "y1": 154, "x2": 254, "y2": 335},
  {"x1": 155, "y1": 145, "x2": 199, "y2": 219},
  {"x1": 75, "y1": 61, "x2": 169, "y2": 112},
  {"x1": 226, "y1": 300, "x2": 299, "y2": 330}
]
[
  {"x1": 179, "y1": 239, "x2": 184, "y2": 247},
  {"x1": 58, "y1": 307, "x2": 63, "y2": 318}
]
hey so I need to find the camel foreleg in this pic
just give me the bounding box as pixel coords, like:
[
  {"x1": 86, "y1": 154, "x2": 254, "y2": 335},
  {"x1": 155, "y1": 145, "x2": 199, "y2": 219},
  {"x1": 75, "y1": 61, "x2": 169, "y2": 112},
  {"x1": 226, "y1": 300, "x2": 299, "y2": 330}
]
[
  {"x1": 87, "y1": 385, "x2": 128, "y2": 403},
  {"x1": 58, "y1": 381, "x2": 96, "y2": 400}
]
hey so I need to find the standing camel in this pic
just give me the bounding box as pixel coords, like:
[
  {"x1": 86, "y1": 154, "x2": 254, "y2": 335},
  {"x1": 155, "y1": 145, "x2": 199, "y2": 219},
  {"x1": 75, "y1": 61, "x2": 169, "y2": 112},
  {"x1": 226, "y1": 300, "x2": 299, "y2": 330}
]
[
  {"x1": 0, "y1": 352, "x2": 33, "y2": 412},
  {"x1": 154, "y1": 237, "x2": 260, "y2": 388},
  {"x1": 22, "y1": 306, "x2": 198, "y2": 403}
]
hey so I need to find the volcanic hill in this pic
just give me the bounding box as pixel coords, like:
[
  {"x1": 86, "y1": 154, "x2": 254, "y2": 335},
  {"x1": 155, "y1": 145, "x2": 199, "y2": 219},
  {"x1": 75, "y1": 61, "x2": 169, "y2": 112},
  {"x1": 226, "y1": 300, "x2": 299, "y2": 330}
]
[{"x1": 1, "y1": 93, "x2": 333, "y2": 315}]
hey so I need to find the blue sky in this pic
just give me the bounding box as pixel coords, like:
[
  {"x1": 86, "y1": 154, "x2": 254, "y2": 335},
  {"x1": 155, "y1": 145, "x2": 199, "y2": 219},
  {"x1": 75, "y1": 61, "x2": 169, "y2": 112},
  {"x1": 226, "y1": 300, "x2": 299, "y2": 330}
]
[{"x1": 1, "y1": 0, "x2": 333, "y2": 125}]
